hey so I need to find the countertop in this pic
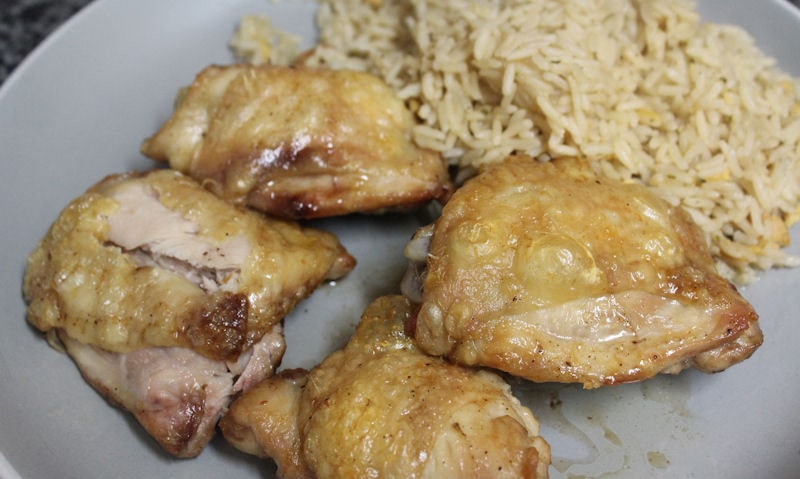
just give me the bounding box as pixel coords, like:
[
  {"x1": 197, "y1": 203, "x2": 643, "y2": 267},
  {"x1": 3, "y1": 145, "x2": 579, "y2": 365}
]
[
  {"x1": 0, "y1": 0, "x2": 91, "y2": 85},
  {"x1": 1, "y1": 0, "x2": 799, "y2": 86}
]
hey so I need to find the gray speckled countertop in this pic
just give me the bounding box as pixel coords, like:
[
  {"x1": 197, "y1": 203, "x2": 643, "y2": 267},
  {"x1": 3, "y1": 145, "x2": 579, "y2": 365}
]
[
  {"x1": 0, "y1": 0, "x2": 799, "y2": 86},
  {"x1": 0, "y1": 0, "x2": 93, "y2": 85}
]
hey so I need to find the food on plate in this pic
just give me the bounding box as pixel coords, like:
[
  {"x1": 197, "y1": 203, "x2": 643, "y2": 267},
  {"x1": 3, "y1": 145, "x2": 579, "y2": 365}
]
[
  {"x1": 140, "y1": 64, "x2": 452, "y2": 219},
  {"x1": 24, "y1": 169, "x2": 355, "y2": 358},
  {"x1": 304, "y1": 0, "x2": 800, "y2": 283},
  {"x1": 220, "y1": 295, "x2": 551, "y2": 478},
  {"x1": 16, "y1": 0, "x2": 799, "y2": 473},
  {"x1": 22, "y1": 169, "x2": 355, "y2": 457},
  {"x1": 402, "y1": 156, "x2": 762, "y2": 388},
  {"x1": 54, "y1": 325, "x2": 285, "y2": 458},
  {"x1": 229, "y1": 15, "x2": 301, "y2": 66}
]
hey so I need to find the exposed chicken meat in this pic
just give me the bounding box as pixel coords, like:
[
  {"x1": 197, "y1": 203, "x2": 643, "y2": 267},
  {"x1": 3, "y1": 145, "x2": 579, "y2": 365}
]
[
  {"x1": 22, "y1": 169, "x2": 355, "y2": 456},
  {"x1": 229, "y1": 324, "x2": 288, "y2": 394},
  {"x1": 140, "y1": 64, "x2": 452, "y2": 219},
  {"x1": 57, "y1": 324, "x2": 284, "y2": 458},
  {"x1": 406, "y1": 156, "x2": 762, "y2": 388},
  {"x1": 401, "y1": 223, "x2": 434, "y2": 304},
  {"x1": 104, "y1": 179, "x2": 250, "y2": 293},
  {"x1": 220, "y1": 295, "x2": 551, "y2": 479}
]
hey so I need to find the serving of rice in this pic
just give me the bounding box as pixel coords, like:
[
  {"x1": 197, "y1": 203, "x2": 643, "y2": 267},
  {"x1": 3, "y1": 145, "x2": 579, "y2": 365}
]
[{"x1": 233, "y1": 0, "x2": 800, "y2": 284}]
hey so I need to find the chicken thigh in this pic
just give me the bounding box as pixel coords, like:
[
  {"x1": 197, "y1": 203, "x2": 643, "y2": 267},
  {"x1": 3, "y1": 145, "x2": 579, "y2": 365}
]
[
  {"x1": 404, "y1": 156, "x2": 762, "y2": 388},
  {"x1": 220, "y1": 295, "x2": 551, "y2": 478},
  {"x1": 141, "y1": 64, "x2": 451, "y2": 219},
  {"x1": 23, "y1": 169, "x2": 355, "y2": 456}
]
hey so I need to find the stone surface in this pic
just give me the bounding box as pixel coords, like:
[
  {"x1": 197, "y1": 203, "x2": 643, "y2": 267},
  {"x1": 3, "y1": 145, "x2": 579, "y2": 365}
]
[{"x1": 0, "y1": 0, "x2": 92, "y2": 85}]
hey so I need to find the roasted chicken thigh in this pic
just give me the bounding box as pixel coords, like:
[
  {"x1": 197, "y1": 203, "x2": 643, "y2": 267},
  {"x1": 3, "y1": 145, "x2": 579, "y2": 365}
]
[
  {"x1": 404, "y1": 156, "x2": 762, "y2": 388},
  {"x1": 141, "y1": 64, "x2": 451, "y2": 219},
  {"x1": 23, "y1": 169, "x2": 355, "y2": 456},
  {"x1": 220, "y1": 295, "x2": 551, "y2": 478}
]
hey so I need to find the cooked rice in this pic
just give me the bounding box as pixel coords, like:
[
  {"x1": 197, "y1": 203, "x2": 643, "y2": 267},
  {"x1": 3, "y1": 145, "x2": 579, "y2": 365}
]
[
  {"x1": 230, "y1": 15, "x2": 301, "y2": 65},
  {"x1": 236, "y1": 0, "x2": 800, "y2": 284}
]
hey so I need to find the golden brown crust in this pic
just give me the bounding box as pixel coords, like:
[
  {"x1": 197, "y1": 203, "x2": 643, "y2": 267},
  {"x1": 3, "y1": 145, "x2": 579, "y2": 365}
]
[
  {"x1": 141, "y1": 64, "x2": 452, "y2": 219},
  {"x1": 220, "y1": 370, "x2": 314, "y2": 478},
  {"x1": 23, "y1": 169, "x2": 354, "y2": 359},
  {"x1": 414, "y1": 156, "x2": 761, "y2": 388},
  {"x1": 223, "y1": 296, "x2": 551, "y2": 478}
]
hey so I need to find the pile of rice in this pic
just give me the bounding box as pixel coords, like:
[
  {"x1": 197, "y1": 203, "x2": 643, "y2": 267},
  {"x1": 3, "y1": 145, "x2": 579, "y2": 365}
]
[
  {"x1": 229, "y1": 15, "x2": 301, "y2": 65},
  {"x1": 233, "y1": 0, "x2": 800, "y2": 284}
]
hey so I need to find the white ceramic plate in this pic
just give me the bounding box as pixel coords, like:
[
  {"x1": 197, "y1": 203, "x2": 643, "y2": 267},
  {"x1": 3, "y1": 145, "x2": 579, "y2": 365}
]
[{"x1": 1, "y1": 1, "x2": 799, "y2": 478}]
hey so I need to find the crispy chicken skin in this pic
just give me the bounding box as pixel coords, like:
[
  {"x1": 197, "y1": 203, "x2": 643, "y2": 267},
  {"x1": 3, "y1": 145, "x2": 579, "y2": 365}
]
[
  {"x1": 220, "y1": 295, "x2": 551, "y2": 479},
  {"x1": 23, "y1": 169, "x2": 354, "y2": 359},
  {"x1": 406, "y1": 156, "x2": 762, "y2": 388},
  {"x1": 22, "y1": 169, "x2": 354, "y2": 457},
  {"x1": 140, "y1": 64, "x2": 452, "y2": 219}
]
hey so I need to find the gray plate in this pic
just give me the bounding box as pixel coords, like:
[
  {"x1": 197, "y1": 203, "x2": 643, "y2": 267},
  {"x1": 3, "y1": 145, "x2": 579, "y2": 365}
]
[{"x1": 1, "y1": 1, "x2": 799, "y2": 478}]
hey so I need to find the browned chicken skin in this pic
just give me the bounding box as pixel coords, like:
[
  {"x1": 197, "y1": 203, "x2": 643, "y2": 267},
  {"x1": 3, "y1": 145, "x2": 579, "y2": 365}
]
[
  {"x1": 24, "y1": 169, "x2": 354, "y2": 359},
  {"x1": 405, "y1": 156, "x2": 762, "y2": 388},
  {"x1": 220, "y1": 295, "x2": 551, "y2": 478},
  {"x1": 22, "y1": 169, "x2": 355, "y2": 457},
  {"x1": 141, "y1": 64, "x2": 452, "y2": 219}
]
